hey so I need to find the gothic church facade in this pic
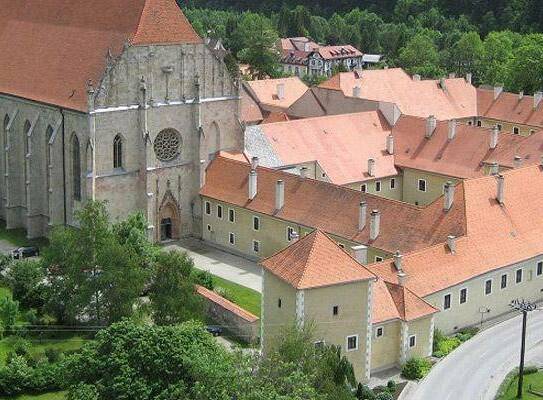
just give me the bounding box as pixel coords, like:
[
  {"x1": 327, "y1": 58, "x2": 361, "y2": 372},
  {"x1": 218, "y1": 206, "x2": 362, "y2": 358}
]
[{"x1": 0, "y1": 0, "x2": 242, "y2": 241}]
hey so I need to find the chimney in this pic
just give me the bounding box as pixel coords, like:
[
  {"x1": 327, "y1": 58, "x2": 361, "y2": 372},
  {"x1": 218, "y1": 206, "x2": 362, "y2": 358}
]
[
  {"x1": 370, "y1": 210, "x2": 380, "y2": 240},
  {"x1": 275, "y1": 180, "x2": 285, "y2": 210},
  {"x1": 398, "y1": 271, "x2": 407, "y2": 286},
  {"x1": 351, "y1": 245, "x2": 368, "y2": 264},
  {"x1": 358, "y1": 201, "x2": 367, "y2": 231},
  {"x1": 447, "y1": 235, "x2": 456, "y2": 254},
  {"x1": 489, "y1": 162, "x2": 499, "y2": 175},
  {"x1": 248, "y1": 170, "x2": 257, "y2": 200},
  {"x1": 519, "y1": 91, "x2": 524, "y2": 101},
  {"x1": 425, "y1": 115, "x2": 437, "y2": 138},
  {"x1": 251, "y1": 156, "x2": 259, "y2": 170},
  {"x1": 276, "y1": 83, "x2": 285, "y2": 100},
  {"x1": 439, "y1": 78, "x2": 446, "y2": 90},
  {"x1": 443, "y1": 181, "x2": 455, "y2": 211},
  {"x1": 393, "y1": 250, "x2": 403, "y2": 272},
  {"x1": 290, "y1": 231, "x2": 300, "y2": 242},
  {"x1": 299, "y1": 166, "x2": 308, "y2": 178},
  {"x1": 465, "y1": 73, "x2": 472, "y2": 85},
  {"x1": 534, "y1": 92, "x2": 543, "y2": 110},
  {"x1": 386, "y1": 134, "x2": 394, "y2": 155},
  {"x1": 412, "y1": 74, "x2": 421, "y2": 81},
  {"x1": 496, "y1": 174, "x2": 504, "y2": 204},
  {"x1": 514, "y1": 156, "x2": 522, "y2": 168},
  {"x1": 494, "y1": 85, "x2": 503, "y2": 100},
  {"x1": 490, "y1": 126, "x2": 499, "y2": 149},
  {"x1": 368, "y1": 158, "x2": 376, "y2": 177},
  {"x1": 448, "y1": 119, "x2": 457, "y2": 140},
  {"x1": 353, "y1": 86, "x2": 361, "y2": 97}
]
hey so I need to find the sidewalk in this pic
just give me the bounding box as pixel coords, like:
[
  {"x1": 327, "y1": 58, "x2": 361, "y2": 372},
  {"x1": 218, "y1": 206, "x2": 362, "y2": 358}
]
[{"x1": 163, "y1": 238, "x2": 263, "y2": 293}]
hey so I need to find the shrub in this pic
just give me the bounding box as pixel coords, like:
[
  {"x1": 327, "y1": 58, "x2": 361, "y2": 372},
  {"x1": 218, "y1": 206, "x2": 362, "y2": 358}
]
[
  {"x1": 355, "y1": 383, "x2": 376, "y2": 400},
  {"x1": 45, "y1": 348, "x2": 62, "y2": 363},
  {"x1": 0, "y1": 297, "x2": 19, "y2": 335},
  {"x1": 0, "y1": 254, "x2": 11, "y2": 273},
  {"x1": 0, "y1": 355, "x2": 33, "y2": 396},
  {"x1": 433, "y1": 336, "x2": 461, "y2": 358},
  {"x1": 194, "y1": 269, "x2": 214, "y2": 290},
  {"x1": 375, "y1": 392, "x2": 393, "y2": 400},
  {"x1": 386, "y1": 380, "x2": 397, "y2": 393},
  {"x1": 402, "y1": 357, "x2": 432, "y2": 380},
  {"x1": 66, "y1": 384, "x2": 99, "y2": 400},
  {"x1": 456, "y1": 327, "x2": 479, "y2": 342},
  {"x1": 214, "y1": 286, "x2": 234, "y2": 302},
  {"x1": 6, "y1": 260, "x2": 47, "y2": 310}
]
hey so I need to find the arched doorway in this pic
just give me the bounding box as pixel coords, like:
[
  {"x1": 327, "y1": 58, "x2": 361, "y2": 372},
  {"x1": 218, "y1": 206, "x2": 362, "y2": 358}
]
[{"x1": 158, "y1": 201, "x2": 180, "y2": 241}]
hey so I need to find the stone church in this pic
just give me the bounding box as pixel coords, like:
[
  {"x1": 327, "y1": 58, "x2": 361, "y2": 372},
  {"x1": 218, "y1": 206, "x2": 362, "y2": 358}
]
[{"x1": 0, "y1": 0, "x2": 242, "y2": 241}]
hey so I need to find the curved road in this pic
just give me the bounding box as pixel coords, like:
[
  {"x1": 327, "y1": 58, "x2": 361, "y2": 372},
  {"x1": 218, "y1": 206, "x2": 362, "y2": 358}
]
[{"x1": 407, "y1": 311, "x2": 543, "y2": 400}]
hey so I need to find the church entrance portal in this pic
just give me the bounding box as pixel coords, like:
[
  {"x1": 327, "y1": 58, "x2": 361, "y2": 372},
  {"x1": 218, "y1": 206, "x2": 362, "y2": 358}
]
[{"x1": 158, "y1": 201, "x2": 180, "y2": 242}]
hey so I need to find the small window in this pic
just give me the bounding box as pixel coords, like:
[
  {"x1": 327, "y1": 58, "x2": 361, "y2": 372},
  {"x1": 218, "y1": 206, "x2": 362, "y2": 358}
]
[
  {"x1": 360, "y1": 184, "x2": 367, "y2": 193},
  {"x1": 376, "y1": 327, "x2": 384, "y2": 338},
  {"x1": 252, "y1": 240, "x2": 260, "y2": 253},
  {"x1": 287, "y1": 226, "x2": 295, "y2": 242},
  {"x1": 418, "y1": 179, "x2": 427, "y2": 192},
  {"x1": 530, "y1": 129, "x2": 536, "y2": 135},
  {"x1": 332, "y1": 306, "x2": 339, "y2": 316},
  {"x1": 338, "y1": 243, "x2": 345, "y2": 249},
  {"x1": 537, "y1": 261, "x2": 543, "y2": 276},
  {"x1": 205, "y1": 201, "x2": 211, "y2": 215},
  {"x1": 468, "y1": 120, "x2": 473, "y2": 126},
  {"x1": 375, "y1": 256, "x2": 383, "y2": 262},
  {"x1": 390, "y1": 178, "x2": 396, "y2": 190},
  {"x1": 501, "y1": 274, "x2": 508, "y2": 289},
  {"x1": 516, "y1": 269, "x2": 523, "y2": 284},
  {"x1": 206, "y1": 224, "x2": 212, "y2": 232},
  {"x1": 228, "y1": 209, "x2": 235, "y2": 223},
  {"x1": 253, "y1": 216, "x2": 260, "y2": 231},
  {"x1": 476, "y1": 120, "x2": 482, "y2": 127},
  {"x1": 375, "y1": 181, "x2": 382, "y2": 192},
  {"x1": 217, "y1": 205, "x2": 223, "y2": 219},
  {"x1": 346, "y1": 335, "x2": 358, "y2": 351},
  {"x1": 409, "y1": 335, "x2": 416, "y2": 348},
  {"x1": 443, "y1": 294, "x2": 451, "y2": 310},
  {"x1": 513, "y1": 126, "x2": 520, "y2": 135},
  {"x1": 485, "y1": 279, "x2": 492, "y2": 295},
  {"x1": 497, "y1": 124, "x2": 502, "y2": 131},
  {"x1": 460, "y1": 288, "x2": 467, "y2": 304},
  {"x1": 278, "y1": 298, "x2": 282, "y2": 308},
  {"x1": 228, "y1": 232, "x2": 235, "y2": 245}
]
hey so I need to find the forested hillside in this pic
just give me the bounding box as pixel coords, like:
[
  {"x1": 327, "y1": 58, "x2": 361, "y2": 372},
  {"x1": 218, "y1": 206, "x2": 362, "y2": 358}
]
[{"x1": 181, "y1": 0, "x2": 543, "y2": 93}]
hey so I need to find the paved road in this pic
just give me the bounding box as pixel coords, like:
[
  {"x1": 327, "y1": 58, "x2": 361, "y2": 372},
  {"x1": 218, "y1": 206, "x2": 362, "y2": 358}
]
[
  {"x1": 408, "y1": 310, "x2": 543, "y2": 400},
  {"x1": 163, "y1": 238, "x2": 263, "y2": 293}
]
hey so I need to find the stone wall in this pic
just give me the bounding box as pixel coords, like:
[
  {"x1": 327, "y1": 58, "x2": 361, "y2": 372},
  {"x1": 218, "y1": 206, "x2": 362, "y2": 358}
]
[{"x1": 196, "y1": 285, "x2": 260, "y2": 344}]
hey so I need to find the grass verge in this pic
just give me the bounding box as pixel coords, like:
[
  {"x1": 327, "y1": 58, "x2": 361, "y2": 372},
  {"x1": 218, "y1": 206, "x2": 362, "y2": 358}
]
[
  {"x1": 0, "y1": 392, "x2": 67, "y2": 400},
  {"x1": 210, "y1": 274, "x2": 261, "y2": 317},
  {"x1": 497, "y1": 368, "x2": 542, "y2": 399},
  {"x1": 0, "y1": 221, "x2": 48, "y2": 249}
]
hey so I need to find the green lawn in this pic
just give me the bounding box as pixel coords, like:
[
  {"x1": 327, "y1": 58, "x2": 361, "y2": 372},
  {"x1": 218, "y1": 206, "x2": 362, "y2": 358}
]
[
  {"x1": 499, "y1": 371, "x2": 543, "y2": 399},
  {"x1": 0, "y1": 221, "x2": 48, "y2": 248},
  {"x1": 0, "y1": 392, "x2": 67, "y2": 400},
  {"x1": 211, "y1": 275, "x2": 261, "y2": 317},
  {"x1": 0, "y1": 335, "x2": 89, "y2": 365}
]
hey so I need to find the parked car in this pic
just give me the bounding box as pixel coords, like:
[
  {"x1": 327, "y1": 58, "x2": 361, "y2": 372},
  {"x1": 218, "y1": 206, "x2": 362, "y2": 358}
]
[
  {"x1": 206, "y1": 325, "x2": 223, "y2": 337},
  {"x1": 11, "y1": 246, "x2": 40, "y2": 260}
]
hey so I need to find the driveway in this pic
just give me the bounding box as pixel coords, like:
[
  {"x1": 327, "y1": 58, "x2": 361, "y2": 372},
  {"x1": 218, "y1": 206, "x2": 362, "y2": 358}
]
[
  {"x1": 163, "y1": 238, "x2": 262, "y2": 293},
  {"x1": 406, "y1": 310, "x2": 543, "y2": 400}
]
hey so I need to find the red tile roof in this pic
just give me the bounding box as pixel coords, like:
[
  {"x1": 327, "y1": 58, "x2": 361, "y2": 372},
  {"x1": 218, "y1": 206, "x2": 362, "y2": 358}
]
[
  {"x1": 319, "y1": 68, "x2": 477, "y2": 120},
  {"x1": 261, "y1": 230, "x2": 376, "y2": 289},
  {"x1": 196, "y1": 285, "x2": 259, "y2": 323},
  {"x1": 369, "y1": 165, "x2": 543, "y2": 297},
  {"x1": 317, "y1": 45, "x2": 363, "y2": 60},
  {"x1": 244, "y1": 77, "x2": 309, "y2": 111},
  {"x1": 393, "y1": 116, "x2": 525, "y2": 178},
  {"x1": 0, "y1": 0, "x2": 201, "y2": 112},
  {"x1": 255, "y1": 111, "x2": 396, "y2": 184},
  {"x1": 491, "y1": 130, "x2": 543, "y2": 168},
  {"x1": 478, "y1": 88, "x2": 543, "y2": 128},
  {"x1": 201, "y1": 156, "x2": 466, "y2": 254}
]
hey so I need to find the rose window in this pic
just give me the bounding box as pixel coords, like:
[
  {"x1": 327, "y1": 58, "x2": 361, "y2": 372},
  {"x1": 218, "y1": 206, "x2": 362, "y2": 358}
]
[{"x1": 154, "y1": 129, "x2": 181, "y2": 161}]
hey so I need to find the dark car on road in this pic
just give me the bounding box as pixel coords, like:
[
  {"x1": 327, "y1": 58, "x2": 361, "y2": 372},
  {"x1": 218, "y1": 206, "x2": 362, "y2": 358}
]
[
  {"x1": 11, "y1": 246, "x2": 40, "y2": 260},
  {"x1": 206, "y1": 325, "x2": 223, "y2": 337}
]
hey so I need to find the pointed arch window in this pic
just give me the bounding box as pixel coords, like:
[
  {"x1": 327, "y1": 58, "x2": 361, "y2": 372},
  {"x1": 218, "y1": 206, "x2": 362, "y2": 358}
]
[
  {"x1": 46, "y1": 126, "x2": 53, "y2": 189},
  {"x1": 72, "y1": 134, "x2": 81, "y2": 201},
  {"x1": 24, "y1": 120, "x2": 31, "y2": 155},
  {"x1": 113, "y1": 135, "x2": 123, "y2": 169}
]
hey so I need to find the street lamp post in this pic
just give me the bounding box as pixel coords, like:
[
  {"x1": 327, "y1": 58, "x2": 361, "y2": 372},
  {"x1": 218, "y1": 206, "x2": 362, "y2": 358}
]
[{"x1": 510, "y1": 299, "x2": 538, "y2": 399}]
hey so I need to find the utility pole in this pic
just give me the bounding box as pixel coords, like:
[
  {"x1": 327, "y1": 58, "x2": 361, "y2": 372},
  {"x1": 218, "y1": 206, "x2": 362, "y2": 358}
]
[{"x1": 510, "y1": 299, "x2": 537, "y2": 399}]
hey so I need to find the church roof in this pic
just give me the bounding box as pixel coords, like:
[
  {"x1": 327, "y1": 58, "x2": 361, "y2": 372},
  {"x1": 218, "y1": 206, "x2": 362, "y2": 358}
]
[{"x1": 0, "y1": 0, "x2": 201, "y2": 112}]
